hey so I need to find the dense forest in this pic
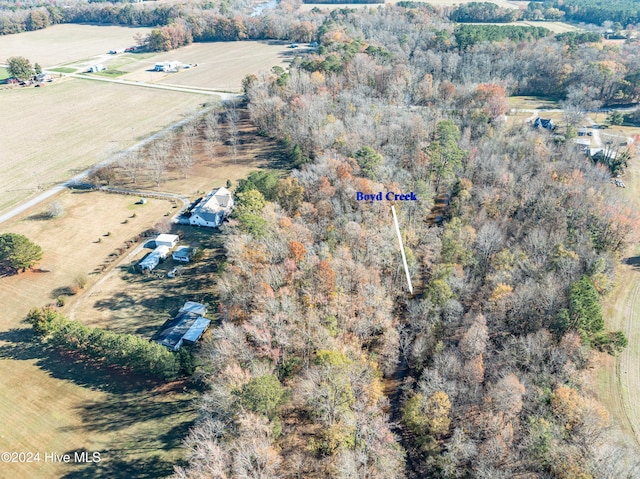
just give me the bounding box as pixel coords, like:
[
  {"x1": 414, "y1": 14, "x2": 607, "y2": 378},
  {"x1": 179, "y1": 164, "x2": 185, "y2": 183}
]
[{"x1": 168, "y1": 3, "x2": 640, "y2": 479}]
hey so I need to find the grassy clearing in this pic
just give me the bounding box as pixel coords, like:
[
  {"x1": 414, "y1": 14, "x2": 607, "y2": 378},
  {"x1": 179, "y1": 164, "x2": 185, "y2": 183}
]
[
  {"x1": 93, "y1": 70, "x2": 127, "y2": 78},
  {"x1": 508, "y1": 95, "x2": 560, "y2": 110},
  {"x1": 0, "y1": 77, "x2": 210, "y2": 215},
  {"x1": 0, "y1": 191, "x2": 196, "y2": 478},
  {"x1": 594, "y1": 141, "x2": 640, "y2": 450},
  {"x1": 0, "y1": 66, "x2": 8, "y2": 79},
  {"x1": 0, "y1": 24, "x2": 151, "y2": 68},
  {"x1": 121, "y1": 41, "x2": 293, "y2": 91},
  {"x1": 72, "y1": 225, "x2": 222, "y2": 335},
  {"x1": 49, "y1": 67, "x2": 77, "y2": 74},
  {"x1": 71, "y1": 108, "x2": 289, "y2": 335},
  {"x1": 0, "y1": 106, "x2": 288, "y2": 476}
]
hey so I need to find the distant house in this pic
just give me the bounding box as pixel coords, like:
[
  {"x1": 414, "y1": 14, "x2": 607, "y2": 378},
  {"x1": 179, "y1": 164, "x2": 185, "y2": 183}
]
[
  {"x1": 574, "y1": 138, "x2": 590, "y2": 151},
  {"x1": 189, "y1": 187, "x2": 234, "y2": 228},
  {"x1": 533, "y1": 118, "x2": 555, "y2": 131},
  {"x1": 172, "y1": 246, "x2": 191, "y2": 263},
  {"x1": 139, "y1": 245, "x2": 170, "y2": 272},
  {"x1": 88, "y1": 64, "x2": 106, "y2": 73},
  {"x1": 155, "y1": 234, "x2": 179, "y2": 248},
  {"x1": 155, "y1": 301, "x2": 211, "y2": 351},
  {"x1": 590, "y1": 148, "x2": 617, "y2": 160}
]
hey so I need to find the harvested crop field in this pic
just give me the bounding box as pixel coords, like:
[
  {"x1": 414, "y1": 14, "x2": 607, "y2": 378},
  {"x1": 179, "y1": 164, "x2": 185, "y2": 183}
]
[
  {"x1": 0, "y1": 77, "x2": 211, "y2": 215},
  {"x1": 0, "y1": 24, "x2": 152, "y2": 68},
  {"x1": 121, "y1": 41, "x2": 294, "y2": 91}
]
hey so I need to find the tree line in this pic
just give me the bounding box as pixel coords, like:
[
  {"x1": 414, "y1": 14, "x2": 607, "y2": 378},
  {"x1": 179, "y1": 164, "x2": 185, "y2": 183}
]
[
  {"x1": 27, "y1": 307, "x2": 182, "y2": 380},
  {"x1": 535, "y1": 0, "x2": 640, "y2": 27}
]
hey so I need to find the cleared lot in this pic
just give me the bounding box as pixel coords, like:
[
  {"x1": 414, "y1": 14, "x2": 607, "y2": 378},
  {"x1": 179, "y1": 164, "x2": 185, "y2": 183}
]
[
  {"x1": 120, "y1": 41, "x2": 293, "y2": 91},
  {"x1": 0, "y1": 24, "x2": 151, "y2": 67},
  {"x1": 0, "y1": 77, "x2": 210, "y2": 215}
]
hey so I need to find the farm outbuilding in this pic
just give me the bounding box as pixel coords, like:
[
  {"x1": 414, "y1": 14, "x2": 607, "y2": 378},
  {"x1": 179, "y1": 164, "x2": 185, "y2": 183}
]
[
  {"x1": 172, "y1": 246, "x2": 191, "y2": 263},
  {"x1": 189, "y1": 187, "x2": 234, "y2": 228},
  {"x1": 154, "y1": 61, "x2": 180, "y2": 72},
  {"x1": 155, "y1": 234, "x2": 179, "y2": 248},
  {"x1": 139, "y1": 245, "x2": 170, "y2": 272},
  {"x1": 155, "y1": 301, "x2": 211, "y2": 351}
]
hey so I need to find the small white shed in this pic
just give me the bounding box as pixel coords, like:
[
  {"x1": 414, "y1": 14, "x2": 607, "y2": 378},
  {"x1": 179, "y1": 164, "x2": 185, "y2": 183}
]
[{"x1": 155, "y1": 234, "x2": 179, "y2": 248}]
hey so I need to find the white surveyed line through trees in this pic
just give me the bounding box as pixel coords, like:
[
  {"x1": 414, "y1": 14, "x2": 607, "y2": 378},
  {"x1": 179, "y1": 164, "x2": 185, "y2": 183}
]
[{"x1": 392, "y1": 205, "x2": 413, "y2": 295}]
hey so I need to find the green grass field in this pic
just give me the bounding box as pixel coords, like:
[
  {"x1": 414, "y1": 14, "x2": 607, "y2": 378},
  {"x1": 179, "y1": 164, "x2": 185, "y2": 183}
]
[
  {"x1": 0, "y1": 66, "x2": 8, "y2": 80},
  {"x1": 93, "y1": 69, "x2": 127, "y2": 78},
  {"x1": 49, "y1": 67, "x2": 77, "y2": 73}
]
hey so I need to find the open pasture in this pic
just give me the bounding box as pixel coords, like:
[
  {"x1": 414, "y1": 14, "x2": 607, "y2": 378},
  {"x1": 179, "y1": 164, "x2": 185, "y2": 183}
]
[
  {"x1": 120, "y1": 41, "x2": 293, "y2": 91},
  {"x1": 0, "y1": 191, "x2": 195, "y2": 478},
  {"x1": 0, "y1": 24, "x2": 152, "y2": 68},
  {"x1": 0, "y1": 77, "x2": 210, "y2": 215}
]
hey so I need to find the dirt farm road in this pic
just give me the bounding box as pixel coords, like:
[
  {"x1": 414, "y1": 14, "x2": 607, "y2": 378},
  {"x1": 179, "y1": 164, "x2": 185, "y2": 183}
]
[{"x1": 69, "y1": 72, "x2": 241, "y2": 96}]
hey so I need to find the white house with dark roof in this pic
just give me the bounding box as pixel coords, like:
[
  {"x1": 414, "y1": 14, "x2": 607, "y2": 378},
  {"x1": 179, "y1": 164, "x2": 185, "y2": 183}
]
[{"x1": 189, "y1": 187, "x2": 233, "y2": 228}]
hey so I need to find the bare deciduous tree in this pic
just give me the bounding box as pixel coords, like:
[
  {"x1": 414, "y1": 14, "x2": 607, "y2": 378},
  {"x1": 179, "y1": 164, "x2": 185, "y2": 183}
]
[{"x1": 118, "y1": 151, "x2": 145, "y2": 185}]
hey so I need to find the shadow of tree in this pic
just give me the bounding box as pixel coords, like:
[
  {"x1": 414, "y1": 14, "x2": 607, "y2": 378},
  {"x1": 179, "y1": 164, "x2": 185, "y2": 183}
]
[
  {"x1": 64, "y1": 392, "x2": 195, "y2": 434},
  {"x1": 0, "y1": 328, "x2": 159, "y2": 394},
  {"x1": 624, "y1": 256, "x2": 640, "y2": 269},
  {"x1": 60, "y1": 452, "x2": 180, "y2": 479},
  {"x1": 51, "y1": 286, "x2": 75, "y2": 299},
  {"x1": 25, "y1": 212, "x2": 53, "y2": 221}
]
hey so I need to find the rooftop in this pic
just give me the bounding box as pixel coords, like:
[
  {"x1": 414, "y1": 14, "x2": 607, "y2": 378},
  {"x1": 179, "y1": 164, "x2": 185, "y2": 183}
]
[
  {"x1": 192, "y1": 187, "x2": 233, "y2": 222},
  {"x1": 154, "y1": 301, "x2": 210, "y2": 351}
]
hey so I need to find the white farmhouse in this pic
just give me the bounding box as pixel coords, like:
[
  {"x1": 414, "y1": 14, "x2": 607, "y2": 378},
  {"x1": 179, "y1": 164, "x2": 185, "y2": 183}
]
[{"x1": 189, "y1": 187, "x2": 233, "y2": 228}]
